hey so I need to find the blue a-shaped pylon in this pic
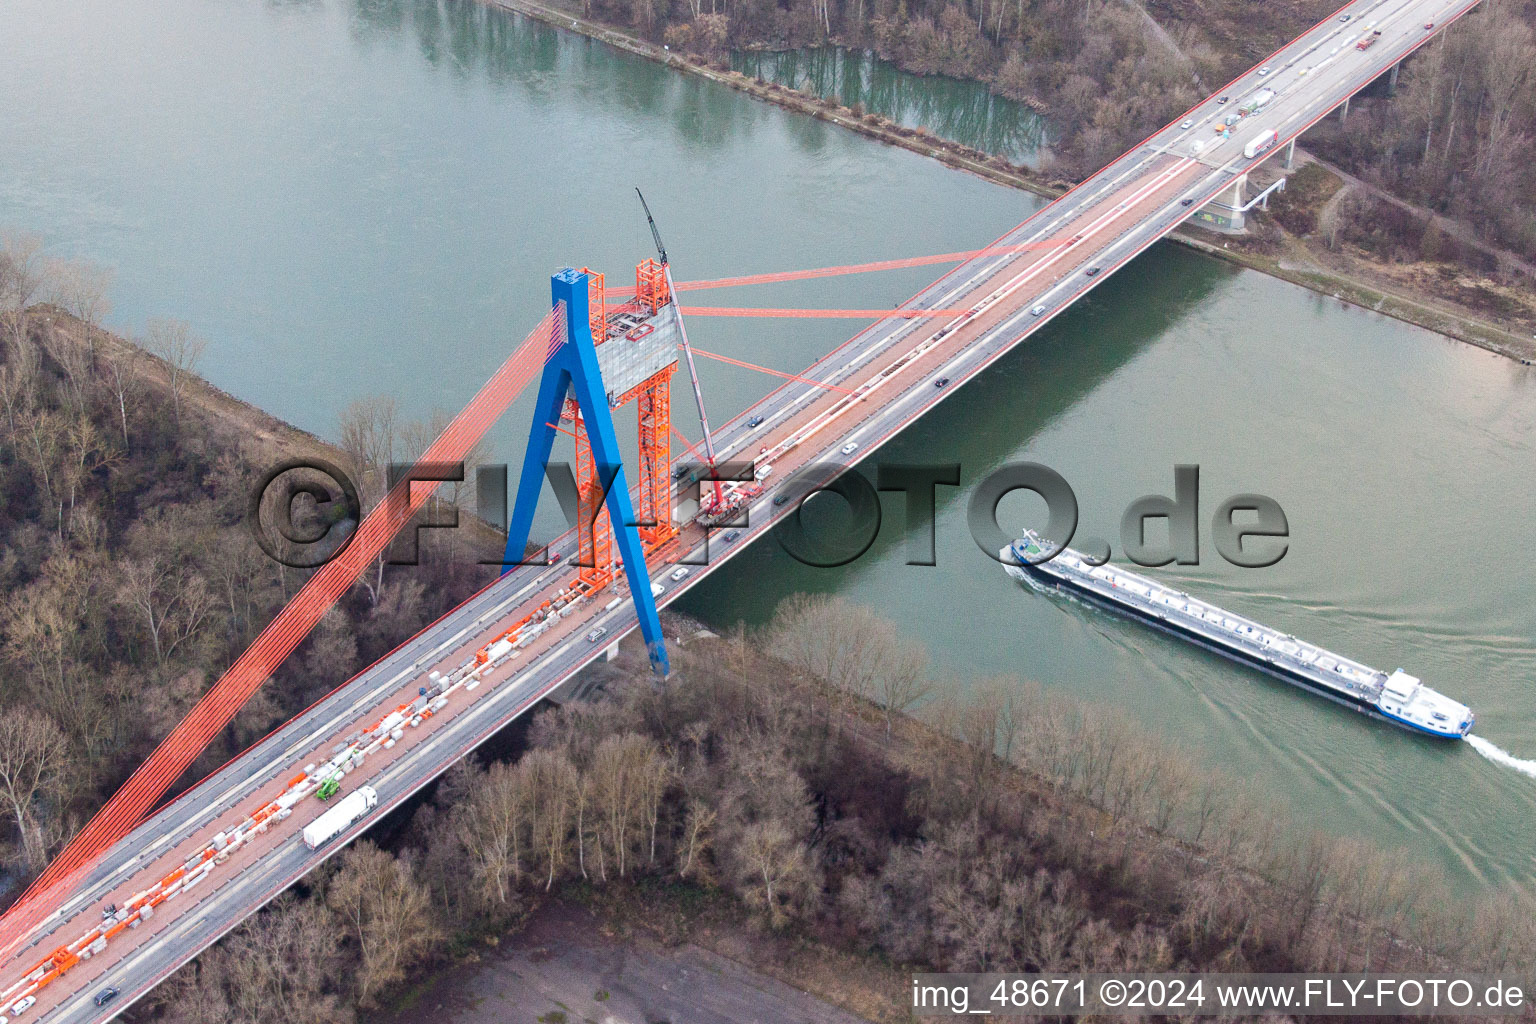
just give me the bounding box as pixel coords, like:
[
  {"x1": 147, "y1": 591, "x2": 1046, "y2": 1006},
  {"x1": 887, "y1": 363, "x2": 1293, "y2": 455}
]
[{"x1": 501, "y1": 269, "x2": 669, "y2": 677}]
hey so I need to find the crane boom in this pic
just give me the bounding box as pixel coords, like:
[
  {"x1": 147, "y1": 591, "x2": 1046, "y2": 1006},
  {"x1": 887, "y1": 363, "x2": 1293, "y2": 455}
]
[
  {"x1": 636, "y1": 189, "x2": 723, "y2": 506},
  {"x1": 637, "y1": 187, "x2": 669, "y2": 266}
]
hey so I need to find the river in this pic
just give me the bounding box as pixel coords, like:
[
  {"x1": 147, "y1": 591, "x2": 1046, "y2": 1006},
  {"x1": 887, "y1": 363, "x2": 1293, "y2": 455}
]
[
  {"x1": 3, "y1": 0, "x2": 1534, "y2": 896},
  {"x1": 732, "y1": 45, "x2": 1052, "y2": 167}
]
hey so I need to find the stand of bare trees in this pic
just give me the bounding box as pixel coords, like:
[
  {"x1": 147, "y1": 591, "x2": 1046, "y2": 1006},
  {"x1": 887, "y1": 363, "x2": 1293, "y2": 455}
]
[
  {"x1": 0, "y1": 233, "x2": 502, "y2": 907},
  {"x1": 149, "y1": 591, "x2": 1536, "y2": 1020},
  {"x1": 1306, "y1": 0, "x2": 1536, "y2": 264}
]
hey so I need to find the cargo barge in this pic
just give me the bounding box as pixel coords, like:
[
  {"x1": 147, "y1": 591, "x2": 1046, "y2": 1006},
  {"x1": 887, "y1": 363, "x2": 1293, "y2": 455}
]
[{"x1": 1003, "y1": 531, "x2": 1473, "y2": 739}]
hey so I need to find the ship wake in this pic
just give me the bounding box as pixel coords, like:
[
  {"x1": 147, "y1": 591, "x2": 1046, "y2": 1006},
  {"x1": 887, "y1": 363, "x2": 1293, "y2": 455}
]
[{"x1": 1467, "y1": 735, "x2": 1536, "y2": 781}]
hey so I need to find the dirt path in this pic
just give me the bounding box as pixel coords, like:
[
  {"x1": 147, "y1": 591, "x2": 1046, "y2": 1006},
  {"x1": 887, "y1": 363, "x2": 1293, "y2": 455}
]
[
  {"x1": 1301, "y1": 149, "x2": 1536, "y2": 279},
  {"x1": 380, "y1": 901, "x2": 877, "y2": 1024}
]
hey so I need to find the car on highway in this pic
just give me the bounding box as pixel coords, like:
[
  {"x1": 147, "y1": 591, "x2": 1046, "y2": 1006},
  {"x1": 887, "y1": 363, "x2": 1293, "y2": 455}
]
[
  {"x1": 1257, "y1": 66, "x2": 1272, "y2": 76},
  {"x1": 1217, "y1": 95, "x2": 1230, "y2": 104},
  {"x1": 773, "y1": 493, "x2": 791, "y2": 506},
  {"x1": 669, "y1": 566, "x2": 690, "y2": 582},
  {"x1": 747, "y1": 415, "x2": 765, "y2": 428},
  {"x1": 586, "y1": 627, "x2": 607, "y2": 643},
  {"x1": 1181, "y1": 197, "x2": 1195, "y2": 207},
  {"x1": 94, "y1": 987, "x2": 120, "y2": 1008},
  {"x1": 1179, "y1": 118, "x2": 1194, "y2": 130},
  {"x1": 934, "y1": 376, "x2": 950, "y2": 388},
  {"x1": 1030, "y1": 304, "x2": 1047, "y2": 316},
  {"x1": 8, "y1": 996, "x2": 35, "y2": 1015},
  {"x1": 1085, "y1": 266, "x2": 1101, "y2": 277},
  {"x1": 723, "y1": 530, "x2": 740, "y2": 542},
  {"x1": 840, "y1": 441, "x2": 859, "y2": 455},
  {"x1": 1424, "y1": 21, "x2": 1434, "y2": 29},
  {"x1": 1338, "y1": 12, "x2": 1351, "y2": 21}
]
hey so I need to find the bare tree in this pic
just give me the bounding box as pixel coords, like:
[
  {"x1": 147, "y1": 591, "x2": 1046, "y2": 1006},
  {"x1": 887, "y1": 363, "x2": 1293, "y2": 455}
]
[
  {"x1": 337, "y1": 395, "x2": 401, "y2": 604},
  {"x1": 58, "y1": 413, "x2": 116, "y2": 538},
  {"x1": 0, "y1": 329, "x2": 40, "y2": 435},
  {"x1": 326, "y1": 843, "x2": 440, "y2": 1006},
  {"x1": 116, "y1": 552, "x2": 213, "y2": 666},
  {"x1": 15, "y1": 408, "x2": 66, "y2": 531},
  {"x1": 587, "y1": 733, "x2": 665, "y2": 879},
  {"x1": 47, "y1": 257, "x2": 113, "y2": 358},
  {"x1": 524, "y1": 747, "x2": 578, "y2": 890},
  {"x1": 1474, "y1": 15, "x2": 1536, "y2": 178},
  {"x1": 161, "y1": 893, "x2": 351, "y2": 1024},
  {"x1": 731, "y1": 818, "x2": 818, "y2": 929},
  {"x1": 0, "y1": 232, "x2": 47, "y2": 354},
  {"x1": 677, "y1": 797, "x2": 717, "y2": 880},
  {"x1": 145, "y1": 317, "x2": 206, "y2": 431},
  {"x1": 40, "y1": 321, "x2": 94, "y2": 413},
  {"x1": 100, "y1": 343, "x2": 144, "y2": 445},
  {"x1": 3, "y1": 553, "x2": 104, "y2": 740},
  {"x1": 874, "y1": 649, "x2": 932, "y2": 740},
  {"x1": 764, "y1": 593, "x2": 928, "y2": 729},
  {"x1": 0, "y1": 708, "x2": 71, "y2": 870},
  {"x1": 455, "y1": 760, "x2": 527, "y2": 907}
]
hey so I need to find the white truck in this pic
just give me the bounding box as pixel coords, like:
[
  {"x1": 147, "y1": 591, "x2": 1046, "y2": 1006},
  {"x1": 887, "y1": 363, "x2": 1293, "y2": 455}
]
[
  {"x1": 1242, "y1": 128, "x2": 1279, "y2": 159},
  {"x1": 302, "y1": 785, "x2": 377, "y2": 849},
  {"x1": 1239, "y1": 88, "x2": 1275, "y2": 116}
]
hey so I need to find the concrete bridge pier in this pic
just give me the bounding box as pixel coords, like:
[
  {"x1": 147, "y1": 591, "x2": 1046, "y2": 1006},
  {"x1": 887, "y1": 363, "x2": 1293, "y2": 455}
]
[
  {"x1": 1283, "y1": 138, "x2": 1296, "y2": 170},
  {"x1": 1388, "y1": 62, "x2": 1400, "y2": 96},
  {"x1": 1339, "y1": 95, "x2": 1350, "y2": 123},
  {"x1": 1193, "y1": 172, "x2": 1249, "y2": 233}
]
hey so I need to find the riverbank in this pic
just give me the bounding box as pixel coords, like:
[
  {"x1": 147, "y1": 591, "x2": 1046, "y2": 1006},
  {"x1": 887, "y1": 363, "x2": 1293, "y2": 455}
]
[{"x1": 481, "y1": 0, "x2": 1536, "y2": 363}]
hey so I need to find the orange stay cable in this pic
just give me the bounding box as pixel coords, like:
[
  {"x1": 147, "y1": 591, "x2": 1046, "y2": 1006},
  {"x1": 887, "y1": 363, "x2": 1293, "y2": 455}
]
[
  {"x1": 608, "y1": 237, "x2": 1070, "y2": 296},
  {"x1": 680, "y1": 306, "x2": 971, "y2": 319},
  {"x1": 0, "y1": 308, "x2": 567, "y2": 960},
  {"x1": 670, "y1": 426, "x2": 706, "y2": 463},
  {"x1": 686, "y1": 346, "x2": 857, "y2": 394}
]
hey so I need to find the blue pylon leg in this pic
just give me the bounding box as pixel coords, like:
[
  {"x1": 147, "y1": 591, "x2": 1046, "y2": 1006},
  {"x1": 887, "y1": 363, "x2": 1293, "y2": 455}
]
[{"x1": 502, "y1": 269, "x2": 670, "y2": 677}]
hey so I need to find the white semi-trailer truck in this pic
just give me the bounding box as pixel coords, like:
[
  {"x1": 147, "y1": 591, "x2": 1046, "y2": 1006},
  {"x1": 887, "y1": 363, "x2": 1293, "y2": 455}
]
[
  {"x1": 302, "y1": 785, "x2": 378, "y2": 849},
  {"x1": 1243, "y1": 129, "x2": 1279, "y2": 159}
]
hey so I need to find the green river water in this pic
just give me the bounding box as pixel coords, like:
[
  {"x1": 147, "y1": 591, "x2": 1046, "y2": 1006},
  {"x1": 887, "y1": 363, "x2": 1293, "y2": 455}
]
[{"x1": 3, "y1": 0, "x2": 1534, "y2": 896}]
